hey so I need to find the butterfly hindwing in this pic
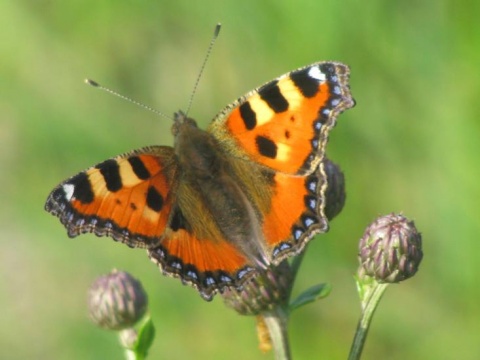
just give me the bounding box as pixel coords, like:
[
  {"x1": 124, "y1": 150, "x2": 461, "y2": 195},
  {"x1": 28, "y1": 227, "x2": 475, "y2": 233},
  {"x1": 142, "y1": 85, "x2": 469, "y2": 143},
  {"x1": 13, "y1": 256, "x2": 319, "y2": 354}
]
[
  {"x1": 221, "y1": 155, "x2": 328, "y2": 264},
  {"x1": 45, "y1": 146, "x2": 178, "y2": 248},
  {"x1": 147, "y1": 176, "x2": 258, "y2": 300},
  {"x1": 262, "y1": 163, "x2": 328, "y2": 262},
  {"x1": 148, "y1": 224, "x2": 255, "y2": 301},
  {"x1": 209, "y1": 62, "x2": 354, "y2": 175}
]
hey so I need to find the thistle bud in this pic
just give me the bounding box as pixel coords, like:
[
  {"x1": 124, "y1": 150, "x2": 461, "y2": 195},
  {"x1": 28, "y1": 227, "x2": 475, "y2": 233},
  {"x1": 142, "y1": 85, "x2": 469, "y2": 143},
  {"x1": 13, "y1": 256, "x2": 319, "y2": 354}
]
[
  {"x1": 88, "y1": 270, "x2": 148, "y2": 330},
  {"x1": 323, "y1": 158, "x2": 346, "y2": 221},
  {"x1": 222, "y1": 261, "x2": 292, "y2": 316},
  {"x1": 358, "y1": 214, "x2": 423, "y2": 283}
]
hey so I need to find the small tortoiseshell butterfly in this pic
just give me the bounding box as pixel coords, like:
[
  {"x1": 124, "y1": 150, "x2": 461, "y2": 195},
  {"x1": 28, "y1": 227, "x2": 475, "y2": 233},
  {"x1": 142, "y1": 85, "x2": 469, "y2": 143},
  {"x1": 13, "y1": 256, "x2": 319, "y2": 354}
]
[{"x1": 45, "y1": 60, "x2": 354, "y2": 300}]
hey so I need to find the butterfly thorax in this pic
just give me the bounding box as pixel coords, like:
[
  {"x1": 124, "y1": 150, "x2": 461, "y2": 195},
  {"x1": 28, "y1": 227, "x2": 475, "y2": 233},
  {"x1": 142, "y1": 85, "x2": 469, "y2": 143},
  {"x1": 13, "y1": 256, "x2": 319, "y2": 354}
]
[
  {"x1": 172, "y1": 112, "x2": 222, "y2": 179},
  {"x1": 172, "y1": 111, "x2": 270, "y2": 269}
]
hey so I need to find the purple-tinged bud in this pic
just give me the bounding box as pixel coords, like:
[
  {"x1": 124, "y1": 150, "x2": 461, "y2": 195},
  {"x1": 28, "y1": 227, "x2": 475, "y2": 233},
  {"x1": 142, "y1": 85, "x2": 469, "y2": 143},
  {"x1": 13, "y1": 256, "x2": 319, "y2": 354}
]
[
  {"x1": 222, "y1": 261, "x2": 292, "y2": 316},
  {"x1": 88, "y1": 270, "x2": 148, "y2": 330},
  {"x1": 358, "y1": 214, "x2": 423, "y2": 283}
]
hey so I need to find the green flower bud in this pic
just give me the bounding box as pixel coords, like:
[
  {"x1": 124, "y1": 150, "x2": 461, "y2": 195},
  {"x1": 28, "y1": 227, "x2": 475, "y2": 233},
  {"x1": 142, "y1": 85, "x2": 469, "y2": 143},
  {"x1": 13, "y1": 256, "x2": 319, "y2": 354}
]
[
  {"x1": 358, "y1": 214, "x2": 423, "y2": 283},
  {"x1": 323, "y1": 158, "x2": 346, "y2": 221},
  {"x1": 222, "y1": 261, "x2": 292, "y2": 316},
  {"x1": 88, "y1": 270, "x2": 148, "y2": 330}
]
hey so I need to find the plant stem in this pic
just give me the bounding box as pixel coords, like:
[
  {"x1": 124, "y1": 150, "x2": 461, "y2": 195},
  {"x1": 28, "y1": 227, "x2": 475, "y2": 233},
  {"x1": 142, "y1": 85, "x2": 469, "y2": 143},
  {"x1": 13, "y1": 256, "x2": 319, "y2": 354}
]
[
  {"x1": 124, "y1": 349, "x2": 144, "y2": 360},
  {"x1": 348, "y1": 283, "x2": 388, "y2": 360},
  {"x1": 262, "y1": 306, "x2": 291, "y2": 360}
]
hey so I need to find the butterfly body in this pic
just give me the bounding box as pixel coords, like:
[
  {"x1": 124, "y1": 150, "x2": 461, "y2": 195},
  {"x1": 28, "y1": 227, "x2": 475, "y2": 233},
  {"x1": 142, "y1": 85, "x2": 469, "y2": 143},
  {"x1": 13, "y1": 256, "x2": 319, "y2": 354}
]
[
  {"x1": 171, "y1": 111, "x2": 271, "y2": 269},
  {"x1": 46, "y1": 62, "x2": 355, "y2": 300}
]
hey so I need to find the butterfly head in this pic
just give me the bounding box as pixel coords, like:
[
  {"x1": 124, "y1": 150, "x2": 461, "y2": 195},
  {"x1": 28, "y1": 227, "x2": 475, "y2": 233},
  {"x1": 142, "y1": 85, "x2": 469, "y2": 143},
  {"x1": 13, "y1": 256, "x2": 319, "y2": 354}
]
[{"x1": 172, "y1": 111, "x2": 198, "y2": 136}]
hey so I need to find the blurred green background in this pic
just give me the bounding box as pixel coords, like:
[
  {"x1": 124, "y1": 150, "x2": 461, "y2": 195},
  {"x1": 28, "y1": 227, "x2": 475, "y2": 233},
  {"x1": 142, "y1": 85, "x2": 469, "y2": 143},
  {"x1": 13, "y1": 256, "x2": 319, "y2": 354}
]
[{"x1": 1, "y1": 1, "x2": 479, "y2": 359}]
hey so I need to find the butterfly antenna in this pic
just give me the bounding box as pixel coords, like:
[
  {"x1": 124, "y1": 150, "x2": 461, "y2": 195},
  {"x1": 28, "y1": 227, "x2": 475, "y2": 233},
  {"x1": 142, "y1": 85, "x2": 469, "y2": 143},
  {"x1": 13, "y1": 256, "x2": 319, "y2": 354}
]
[
  {"x1": 85, "y1": 79, "x2": 172, "y2": 121},
  {"x1": 184, "y1": 23, "x2": 222, "y2": 116}
]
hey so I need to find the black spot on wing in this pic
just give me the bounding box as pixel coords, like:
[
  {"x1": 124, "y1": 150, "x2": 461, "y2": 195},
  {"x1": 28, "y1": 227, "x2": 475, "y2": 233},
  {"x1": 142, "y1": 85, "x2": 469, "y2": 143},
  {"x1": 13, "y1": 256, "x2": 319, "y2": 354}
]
[
  {"x1": 128, "y1": 156, "x2": 151, "y2": 180},
  {"x1": 259, "y1": 81, "x2": 289, "y2": 113},
  {"x1": 170, "y1": 206, "x2": 189, "y2": 231},
  {"x1": 70, "y1": 172, "x2": 94, "y2": 204},
  {"x1": 239, "y1": 102, "x2": 257, "y2": 130},
  {"x1": 96, "y1": 159, "x2": 122, "y2": 192},
  {"x1": 319, "y1": 63, "x2": 335, "y2": 75},
  {"x1": 146, "y1": 186, "x2": 163, "y2": 212},
  {"x1": 256, "y1": 136, "x2": 277, "y2": 159},
  {"x1": 290, "y1": 68, "x2": 319, "y2": 98}
]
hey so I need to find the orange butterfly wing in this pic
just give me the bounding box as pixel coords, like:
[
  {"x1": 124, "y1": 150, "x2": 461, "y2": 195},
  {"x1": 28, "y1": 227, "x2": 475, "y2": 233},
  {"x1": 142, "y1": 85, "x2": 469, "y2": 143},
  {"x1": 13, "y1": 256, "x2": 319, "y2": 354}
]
[
  {"x1": 46, "y1": 146, "x2": 255, "y2": 300},
  {"x1": 148, "y1": 226, "x2": 254, "y2": 300},
  {"x1": 263, "y1": 164, "x2": 328, "y2": 263},
  {"x1": 45, "y1": 146, "x2": 177, "y2": 248},
  {"x1": 209, "y1": 62, "x2": 354, "y2": 175},
  {"x1": 208, "y1": 62, "x2": 354, "y2": 263}
]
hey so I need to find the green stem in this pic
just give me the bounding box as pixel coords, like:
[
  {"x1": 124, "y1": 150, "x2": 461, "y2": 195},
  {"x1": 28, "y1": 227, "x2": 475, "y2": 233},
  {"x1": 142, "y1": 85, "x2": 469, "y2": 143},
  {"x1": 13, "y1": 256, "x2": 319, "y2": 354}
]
[
  {"x1": 263, "y1": 306, "x2": 291, "y2": 360},
  {"x1": 348, "y1": 283, "x2": 388, "y2": 360},
  {"x1": 124, "y1": 349, "x2": 144, "y2": 360}
]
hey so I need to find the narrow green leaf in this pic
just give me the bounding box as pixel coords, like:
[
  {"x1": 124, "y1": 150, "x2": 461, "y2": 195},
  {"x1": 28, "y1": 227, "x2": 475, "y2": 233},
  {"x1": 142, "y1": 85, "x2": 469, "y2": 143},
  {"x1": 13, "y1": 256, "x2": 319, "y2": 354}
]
[
  {"x1": 133, "y1": 316, "x2": 155, "y2": 356},
  {"x1": 289, "y1": 283, "x2": 331, "y2": 312}
]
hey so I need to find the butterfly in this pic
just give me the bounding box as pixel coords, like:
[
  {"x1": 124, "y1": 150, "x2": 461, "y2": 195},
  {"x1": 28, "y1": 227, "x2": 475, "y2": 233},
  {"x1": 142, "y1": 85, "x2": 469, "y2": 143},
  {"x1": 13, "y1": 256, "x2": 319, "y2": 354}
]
[{"x1": 45, "y1": 61, "x2": 355, "y2": 300}]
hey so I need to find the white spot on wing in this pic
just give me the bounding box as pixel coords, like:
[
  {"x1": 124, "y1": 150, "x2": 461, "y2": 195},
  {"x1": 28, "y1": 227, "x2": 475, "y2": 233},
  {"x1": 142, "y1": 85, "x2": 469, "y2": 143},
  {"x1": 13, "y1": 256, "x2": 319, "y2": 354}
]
[
  {"x1": 63, "y1": 184, "x2": 75, "y2": 201},
  {"x1": 308, "y1": 66, "x2": 326, "y2": 82}
]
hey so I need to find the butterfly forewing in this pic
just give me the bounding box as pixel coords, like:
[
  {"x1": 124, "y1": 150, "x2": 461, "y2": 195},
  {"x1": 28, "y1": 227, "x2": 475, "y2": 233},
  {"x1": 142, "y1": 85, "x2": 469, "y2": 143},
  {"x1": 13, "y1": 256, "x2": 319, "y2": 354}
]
[
  {"x1": 45, "y1": 146, "x2": 178, "y2": 248},
  {"x1": 209, "y1": 62, "x2": 354, "y2": 175}
]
